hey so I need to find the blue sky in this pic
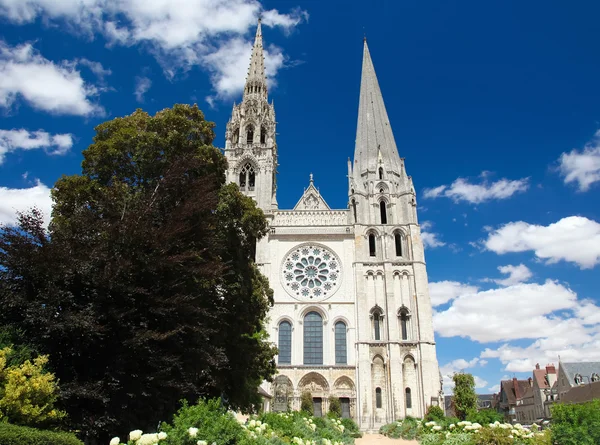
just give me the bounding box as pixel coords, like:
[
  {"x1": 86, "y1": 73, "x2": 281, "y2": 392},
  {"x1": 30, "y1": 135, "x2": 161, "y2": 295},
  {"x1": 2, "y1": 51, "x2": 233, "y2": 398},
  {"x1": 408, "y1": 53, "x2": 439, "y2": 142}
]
[{"x1": 1, "y1": 0, "x2": 600, "y2": 395}]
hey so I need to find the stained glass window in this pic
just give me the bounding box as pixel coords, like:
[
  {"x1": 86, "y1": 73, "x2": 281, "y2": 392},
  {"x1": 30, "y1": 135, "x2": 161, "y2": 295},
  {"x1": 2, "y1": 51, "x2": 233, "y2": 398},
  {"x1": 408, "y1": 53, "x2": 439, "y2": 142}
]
[
  {"x1": 278, "y1": 321, "x2": 291, "y2": 364},
  {"x1": 303, "y1": 312, "x2": 323, "y2": 365},
  {"x1": 335, "y1": 321, "x2": 347, "y2": 365}
]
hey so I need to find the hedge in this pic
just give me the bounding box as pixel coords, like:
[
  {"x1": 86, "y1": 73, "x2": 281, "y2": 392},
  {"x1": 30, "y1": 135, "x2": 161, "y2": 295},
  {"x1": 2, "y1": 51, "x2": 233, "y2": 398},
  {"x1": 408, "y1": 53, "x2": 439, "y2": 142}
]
[{"x1": 0, "y1": 423, "x2": 83, "y2": 445}]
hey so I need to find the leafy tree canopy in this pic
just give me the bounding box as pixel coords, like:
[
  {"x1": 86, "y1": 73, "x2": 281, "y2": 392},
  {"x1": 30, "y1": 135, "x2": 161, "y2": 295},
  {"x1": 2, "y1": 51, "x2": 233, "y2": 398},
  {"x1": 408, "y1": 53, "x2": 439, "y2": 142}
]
[
  {"x1": 0, "y1": 105, "x2": 277, "y2": 442},
  {"x1": 451, "y1": 372, "x2": 478, "y2": 421}
]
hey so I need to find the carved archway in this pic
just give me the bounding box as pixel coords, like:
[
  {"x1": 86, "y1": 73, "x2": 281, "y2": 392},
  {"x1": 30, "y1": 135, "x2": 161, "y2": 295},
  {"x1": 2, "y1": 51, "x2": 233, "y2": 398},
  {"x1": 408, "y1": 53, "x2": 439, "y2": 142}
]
[{"x1": 298, "y1": 372, "x2": 329, "y2": 396}]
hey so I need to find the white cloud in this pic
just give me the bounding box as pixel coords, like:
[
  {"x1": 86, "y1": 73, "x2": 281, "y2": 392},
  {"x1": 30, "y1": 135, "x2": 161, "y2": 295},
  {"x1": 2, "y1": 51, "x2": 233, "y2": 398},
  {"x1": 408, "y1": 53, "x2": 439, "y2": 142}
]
[
  {"x1": 420, "y1": 221, "x2": 446, "y2": 249},
  {"x1": 423, "y1": 175, "x2": 529, "y2": 204},
  {"x1": 77, "y1": 58, "x2": 111, "y2": 81},
  {"x1": 488, "y1": 384, "x2": 500, "y2": 393},
  {"x1": 558, "y1": 129, "x2": 600, "y2": 192},
  {"x1": 0, "y1": 128, "x2": 73, "y2": 162},
  {"x1": 434, "y1": 280, "x2": 579, "y2": 342},
  {"x1": 0, "y1": 0, "x2": 308, "y2": 99},
  {"x1": 0, "y1": 181, "x2": 53, "y2": 227},
  {"x1": 134, "y1": 76, "x2": 152, "y2": 102},
  {"x1": 440, "y1": 358, "x2": 487, "y2": 394},
  {"x1": 0, "y1": 41, "x2": 104, "y2": 116},
  {"x1": 484, "y1": 216, "x2": 600, "y2": 269},
  {"x1": 429, "y1": 280, "x2": 479, "y2": 306},
  {"x1": 488, "y1": 264, "x2": 533, "y2": 287}
]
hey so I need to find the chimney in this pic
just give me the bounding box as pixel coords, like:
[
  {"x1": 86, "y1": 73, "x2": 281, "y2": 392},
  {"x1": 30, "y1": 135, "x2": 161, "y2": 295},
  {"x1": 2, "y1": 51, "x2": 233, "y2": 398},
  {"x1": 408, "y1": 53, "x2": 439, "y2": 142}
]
[
  {"x1": 513, "y1": 377, "x2": 521, "y2": 400},
  {"x1": 528, "y1": 377, "x2": 533, "y2": 387},
  {"x1": 546, "y1": 364, "x2": 556, "y2": 374},
  {"x1": 536, "y1": 363, "x2": 540, "y2": 370},
  {"x1": 546, "y1": 364, "x2": 557, "y2": 387}
]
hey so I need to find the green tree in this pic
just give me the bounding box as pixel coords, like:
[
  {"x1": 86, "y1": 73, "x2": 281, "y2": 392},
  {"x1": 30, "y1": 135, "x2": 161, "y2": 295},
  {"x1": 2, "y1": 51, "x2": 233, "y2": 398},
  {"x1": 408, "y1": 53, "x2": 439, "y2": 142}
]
[
  {"x1": 300, "y1": 392, "x2": 313, "y2": 415},
  {"x1": 0, "y1": 105, "x2": 277, "y2": 442},
  {"x1": 451, "y1": 373, "x2": 478, "y2": 420},
  {"x1": 0, "y1": 347, "x2": 66, "y2": 427},
  {"x1": 551, "y1": 400, "x2": 600, "y2": 445},
  {"x1": 328, "y1": 397, "x2": 341, "y2": 417}
]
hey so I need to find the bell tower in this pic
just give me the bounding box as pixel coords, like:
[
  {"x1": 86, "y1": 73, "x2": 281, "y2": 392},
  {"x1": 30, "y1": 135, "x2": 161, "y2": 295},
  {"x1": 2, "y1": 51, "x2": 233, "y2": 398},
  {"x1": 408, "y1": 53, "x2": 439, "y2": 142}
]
[{"x1": 224, "y1": 19, "x2": 278, "y2": 212}]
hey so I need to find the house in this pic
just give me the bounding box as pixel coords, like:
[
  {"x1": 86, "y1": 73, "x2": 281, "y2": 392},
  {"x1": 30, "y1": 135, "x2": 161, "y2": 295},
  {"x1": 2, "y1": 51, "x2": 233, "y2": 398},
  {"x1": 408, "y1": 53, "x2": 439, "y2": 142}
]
[
  {"x1": 443, "y1": 393, "x2": 497, "y2": 418},
  {"x1": 531, "y1": 363, "x2": 557, "y2": 419},
  {"x1": 557, "y1": 361, "x2": 600, "y2": 400},
  {"x1": 498, "y1": 378, "x2": 536, "y2": 423}
]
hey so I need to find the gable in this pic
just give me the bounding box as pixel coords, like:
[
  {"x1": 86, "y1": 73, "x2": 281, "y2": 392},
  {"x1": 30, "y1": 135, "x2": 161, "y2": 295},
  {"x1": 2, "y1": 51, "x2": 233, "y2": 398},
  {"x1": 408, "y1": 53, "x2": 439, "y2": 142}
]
[{"x1": 293, "y1": 181, "x2": 331, "y2": 211}]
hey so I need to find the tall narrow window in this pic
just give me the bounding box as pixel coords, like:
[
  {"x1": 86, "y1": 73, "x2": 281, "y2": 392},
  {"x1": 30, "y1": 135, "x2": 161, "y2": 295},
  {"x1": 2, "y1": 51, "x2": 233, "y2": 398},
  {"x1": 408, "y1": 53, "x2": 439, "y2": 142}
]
[
  {"x1": 395, "y1": 233, "x2": 403, "y2": 256},
  {"x1": 400, "y1": 310, "x2": 409, "y2": 340},
  {"x1": 246, "y1": 126, "x2": 254, "y2": 144},
  {"x1": 376, "y1": 387, "x2": 382, "y2": 408},
  {"x1": 369, "y1": 234, "x2": 376, "y2": 257},
  {"x1": 335, "y1": 321, "x2": 347, "y2": 365},
  {"x1": 248, "y1": 167, "x2": 255, "y2": 190},
  {"x1": 378, "y1": 167, "x2": 384, "y2": 180},
  {"x1": 374, "y1": 313, "x2": 381, "y2": 340},
  {"x1": 278, "y1": 321, "x2": 291, "y2": 364},
  {"x1": 260, "y1": 126, "x2": 266, "y2": 144},
  {"x1": 352, "y1": 199, "x2": 357, "y2": 223},
  {"x1": 239, "y1": 163, "x2": 255, "y2": 191},
  {"x1": 380, "y1": 202, "x2": 387, "y2": 224},
  {"x1": 405, "y1": 388, "x2": 412, "y2": 409},
  {"x1": 303, "y1": 312, "x2": 323, "y2": 365}
]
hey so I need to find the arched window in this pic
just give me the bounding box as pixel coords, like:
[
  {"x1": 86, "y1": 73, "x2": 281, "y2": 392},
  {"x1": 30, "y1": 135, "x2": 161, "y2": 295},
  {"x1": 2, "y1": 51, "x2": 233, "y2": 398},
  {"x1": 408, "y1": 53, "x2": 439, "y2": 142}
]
[
  {"x1": 395, "y1": 233, "x2": 403, "y2": 256},
  {"x1": 246, "y1": 125, "x2": 254, "y2": 144},
  {"x1": 260, "y1": 126, "x2": 266, "y2": 144},
  {"x1": 335, "y1": 321, "x2": 347, "y2": 365},
  {"x1": 380, "y1": 201, "x2": 387, "y2": 224},
  {"x1": 591, "y1": 373, "x2": 600, "y2": 382},
  {"x1": 574, "y1": 374, "x2": 583, "y2": 385},
  {"x1": 304, "y1": 312, "x2": 323, "y2": 365},
  {"x1": 378, "y1": 167, "x2": 384, "y2": 180},
  {"x1": 405, "y1": 387, "x2": 412, "y2": 409},
  {"x1": 278, "y1": 321, "x2": 291, "y2": 364},
  {"x1": 352, "y1": 199, "x2": 357, "y2": 223},
  {"x1": 375, "y1": 387, "x2": 382, "y2": 408},
  {"x1": 232, "y1": 127, "x2": 239, "y2": 144},
  {"x1": 374, "y1": 313, "x2": 381, "y2": 340},
  {"x1": 399, "y1": 308, "x2": 409, "y2": 341},
  {"x1": 369, "y1": 234, "x2": 376, "y2": 257},
  {"x1": 239, "y1": 163, "x2": 255, "y2": 191}
]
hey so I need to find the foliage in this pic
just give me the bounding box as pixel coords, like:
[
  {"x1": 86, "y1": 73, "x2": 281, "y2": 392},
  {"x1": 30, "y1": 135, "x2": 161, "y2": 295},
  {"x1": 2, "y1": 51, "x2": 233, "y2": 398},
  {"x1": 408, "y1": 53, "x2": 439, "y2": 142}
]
[
  {"x1": 0, "y1": 347, "x2": 66, "y2": 427},
  {"x1": 452, "y1": 373, "x2": 478, "y2": 420},
  {"x1": 340, "y1": 418, "x2": 361, "y2": 438},
  {"x1": 466, "y1": 408, "x2": 504, "y2": 425},
  {"x1": 0, "y1": 105, "x2": 277, "y2": 442},
  {"x1": 379, "y1": 417, "x2": 421, "y2": 440},
  {"x1": 300, "y1": 392, "x2": 313, "y2": 415},
  {"x1": 0, "y1": 423, "x2": 83, "y2": 445},
  {"x1": 551, "y1": 399, "x2": 600, "y2": 445},
  {"x1": 420, "y1": 432, "x2": 474, "y2": 445},
  {"x1": 475, "y1": 426, "x2": 514, "y2": 445},
  {"x1": 424, "y1": 405, "x2": 445, "y2": 422},
  {"x1": 0, "y1": 328, "x2": 36, "y2": 367},
  {"x1": 328, "y1": 397, "x2": 341, "y2": 417},
  {"x1": 160, "y1": 398, "x2": 246, "y2": 445}
]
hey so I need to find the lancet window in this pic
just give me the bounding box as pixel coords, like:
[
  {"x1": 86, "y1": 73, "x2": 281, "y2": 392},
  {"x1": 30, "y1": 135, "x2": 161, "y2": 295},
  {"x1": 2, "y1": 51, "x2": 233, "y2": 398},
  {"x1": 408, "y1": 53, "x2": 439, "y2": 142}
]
[{"x1": 239, "y1": 163, "x2": 256, "y2": 191}]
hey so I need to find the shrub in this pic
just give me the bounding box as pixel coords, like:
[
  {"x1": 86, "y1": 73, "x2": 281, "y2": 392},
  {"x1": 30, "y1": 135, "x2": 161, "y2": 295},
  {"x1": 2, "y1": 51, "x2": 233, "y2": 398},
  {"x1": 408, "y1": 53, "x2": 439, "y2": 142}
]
[
  {"x1": 475, "y1": 426, "x2": 513, "y2": 445},
  {"x1": 300, "y1": 391, "x2": 313, "y2": 415},
  {"x1": 380, "y1": 417, "x2": 421, "y2": 440},
  {"x1": 466, "y1": 408, "x2": 503, "y2": 425},
  {"x1": 0, "y1": 423, "x2": 83, "y2": 445},
  {"x1": 160, "y1": 398, "x2": 246, "y2": 445},
  {"x1": 424, "y1": 405, "x2": 445, "y2": 422},
  {"x1": 551, "y1": 400, "x2": 600, "y2": 445},
  {"x1": 341, "y1": 418, "x2": 362, "y2": 438},
  {"x1": 442, "y1": 432, "x2": 476, "y2": 445},
  {"x1": 328, "y1": 397, "x2": 342, "y2": 417},
  {"x1": 0, "y1": 348, "x2": 66, "y2": 428}
]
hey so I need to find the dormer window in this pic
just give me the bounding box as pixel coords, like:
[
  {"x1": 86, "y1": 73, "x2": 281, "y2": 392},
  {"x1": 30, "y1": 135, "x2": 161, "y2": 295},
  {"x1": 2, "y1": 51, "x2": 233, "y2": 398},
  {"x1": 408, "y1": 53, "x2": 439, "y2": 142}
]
[
  {"x1": 574, "y1": 373, "x2": 583, "y2": 385},
  {"x1": 591, "y1": 373, "x2": 599, "y2": 382}
]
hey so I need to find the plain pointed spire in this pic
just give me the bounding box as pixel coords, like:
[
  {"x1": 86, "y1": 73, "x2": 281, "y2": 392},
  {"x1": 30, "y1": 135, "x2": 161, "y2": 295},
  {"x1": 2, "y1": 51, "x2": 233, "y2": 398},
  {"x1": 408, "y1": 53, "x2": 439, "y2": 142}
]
[
  {"x1": 244, "y1": 19, "x2": 268, "y2": 99},
  {"x1": 353, "y1": 39, "x2": 402, "y2": 178}
]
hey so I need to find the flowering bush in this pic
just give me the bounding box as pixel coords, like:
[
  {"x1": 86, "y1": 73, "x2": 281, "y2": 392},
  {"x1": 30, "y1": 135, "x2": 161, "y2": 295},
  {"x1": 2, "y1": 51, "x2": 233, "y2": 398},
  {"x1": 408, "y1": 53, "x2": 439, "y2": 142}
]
[{"x1": 381, "y1": 418, "x2": 551, "y2": 445}]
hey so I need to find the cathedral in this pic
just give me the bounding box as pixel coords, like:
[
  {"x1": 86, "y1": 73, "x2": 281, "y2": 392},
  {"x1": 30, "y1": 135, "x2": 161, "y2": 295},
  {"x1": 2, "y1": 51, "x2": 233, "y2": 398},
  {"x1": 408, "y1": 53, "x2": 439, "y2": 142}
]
[{"x1": 224, "y1": 21, "x2": 443, "y2": 430}]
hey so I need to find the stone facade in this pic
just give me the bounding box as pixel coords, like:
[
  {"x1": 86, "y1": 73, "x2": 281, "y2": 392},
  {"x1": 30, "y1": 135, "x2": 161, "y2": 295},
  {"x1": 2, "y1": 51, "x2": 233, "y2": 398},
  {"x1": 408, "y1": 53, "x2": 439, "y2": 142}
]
[{"x1": 224, "y1": 21, "x2": 442, "y2": 430}]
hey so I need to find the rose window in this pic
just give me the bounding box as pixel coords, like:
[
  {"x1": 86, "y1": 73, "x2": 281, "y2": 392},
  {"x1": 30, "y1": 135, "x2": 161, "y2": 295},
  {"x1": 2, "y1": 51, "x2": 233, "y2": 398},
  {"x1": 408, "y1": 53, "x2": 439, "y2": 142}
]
[{"x1": 281, "y1": 244, "x2": 342, "y2": 300}]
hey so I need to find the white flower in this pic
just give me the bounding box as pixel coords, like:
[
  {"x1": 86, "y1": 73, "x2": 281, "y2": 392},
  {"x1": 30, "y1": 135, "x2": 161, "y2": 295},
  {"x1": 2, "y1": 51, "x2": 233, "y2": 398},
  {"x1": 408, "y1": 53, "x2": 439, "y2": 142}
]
[
  {"x1": 129, "y1": 430, "x2": 143, "y2": 441},
  {"x1": 197, "y1": 441, "x2": 208, "y2": 445},
  {"x1": 188, "y1": 427, "x2": 199, "y2": 438},
  {"x1": 249, "y1": 419, "x2": 256, "y2": 428},
  {"x1": 339, "y1": 425, "x2": 344, "y2": 432},
  {"x1": 158, "y1": 432, "x2": 167, "y2": 440},
  {"x1": 256, "y1": 420, "x2": 261, "y2": 426},
  {"x1": 449, "y1": 424, "x2": 455, "y2": 429},
  {"x1": 432, "y1": 425, "x2": 442, "y2": 431},
  {"x1": 137, "y1": 434, "x2": 159, "y2": 445},
  {"x1": 109, "y1": 438, "x2": 120, "y2": 445}
]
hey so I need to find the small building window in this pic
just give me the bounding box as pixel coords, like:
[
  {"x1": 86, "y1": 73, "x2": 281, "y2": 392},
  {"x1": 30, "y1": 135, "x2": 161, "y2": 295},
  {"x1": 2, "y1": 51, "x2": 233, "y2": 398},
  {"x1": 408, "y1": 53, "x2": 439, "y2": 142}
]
[
  {"x1": 399, "y1": 308, "x2": 409, "y2": 341},
  {"x1": 374, "y1": 313, "x2": 381, "y2": 340},
  {"x1": 394, "y1": 233, "x2": 403, "y2": 256},
  {"x1": 380, "y1": 202, "x2": 387, "y2": 224},
  {"x1": 335, "y1": 321, "x2": 347, "y2": 365},
  {"x1": 591, "y1": 373, "x2": 600, "y2": 382},
  {"x1": 378, "y1": 167, "x2": 384, "y2": 180},
  {"x1": 246, "y1": 126, "x2": 254, "y2": 144},
  {"x1": 278, "y1": 321, "x2": 291, "y2": 364},
  {"x1": 369, "y1": 234, "x2": 376, "y2": 257},
  {"x1": 405, "y1": 387, "x2": 412, "y2": 409},
  {"x1": 352, "y1": 199, "x2": 357, "y2": 223},
  {"x1": 375, "y1": 387, "x2": 382, "y2": 408},
  {"x1": 574, "y1": 374, "x2": 583, "y2": 385}
]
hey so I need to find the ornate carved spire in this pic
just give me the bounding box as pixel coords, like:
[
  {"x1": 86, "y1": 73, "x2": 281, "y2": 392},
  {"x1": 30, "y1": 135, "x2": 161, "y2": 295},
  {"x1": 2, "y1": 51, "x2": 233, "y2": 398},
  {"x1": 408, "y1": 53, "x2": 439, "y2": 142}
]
[
  {"x1": 244, "y1": 18, "x2": 268, "y2": 100},
  {"x1": 353, "y1": 40, "x2": 402, "y2": 179}
]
